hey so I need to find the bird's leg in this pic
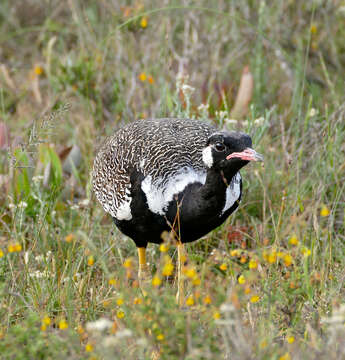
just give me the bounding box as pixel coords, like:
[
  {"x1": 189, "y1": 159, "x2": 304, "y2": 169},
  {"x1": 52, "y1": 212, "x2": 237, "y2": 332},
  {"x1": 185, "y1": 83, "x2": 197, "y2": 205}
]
[
  {"x1": 176, "y1": 242, "x2": 187, "y2": 307},
  {"x1": 138, "y1": 247, "x2": 151, "y2": 292}
]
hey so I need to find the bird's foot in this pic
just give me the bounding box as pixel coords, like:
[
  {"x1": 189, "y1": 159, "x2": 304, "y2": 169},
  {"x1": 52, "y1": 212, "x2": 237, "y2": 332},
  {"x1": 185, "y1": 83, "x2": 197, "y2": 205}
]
[{"x1": 138, "y1": 265, "x2": 151, "y2": 295}]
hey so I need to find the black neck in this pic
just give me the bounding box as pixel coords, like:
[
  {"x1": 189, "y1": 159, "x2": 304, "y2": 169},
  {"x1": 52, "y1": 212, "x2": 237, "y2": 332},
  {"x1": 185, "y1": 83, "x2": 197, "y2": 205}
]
[{"x1": 201, "y1": 166, "x2": 235, "y2": 200}]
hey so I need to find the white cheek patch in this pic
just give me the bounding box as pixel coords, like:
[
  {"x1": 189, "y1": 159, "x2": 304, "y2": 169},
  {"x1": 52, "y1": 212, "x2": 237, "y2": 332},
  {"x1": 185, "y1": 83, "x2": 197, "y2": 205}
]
[
  {"x1": 141, "y1": 168, "x2": 206, "y2": 215},
  {"x1": 221, "y1": 172, "x2": 241, "y2": 216},
  {"x1": 202, "y1": 146, "x2": 213, "y2": 168}
]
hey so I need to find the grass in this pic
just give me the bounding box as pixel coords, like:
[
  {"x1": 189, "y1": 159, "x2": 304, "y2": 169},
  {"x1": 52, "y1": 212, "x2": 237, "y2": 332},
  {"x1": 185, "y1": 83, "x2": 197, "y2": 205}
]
[{"x1": 0, "y1": 0, "x2": 345, "y2": 359}]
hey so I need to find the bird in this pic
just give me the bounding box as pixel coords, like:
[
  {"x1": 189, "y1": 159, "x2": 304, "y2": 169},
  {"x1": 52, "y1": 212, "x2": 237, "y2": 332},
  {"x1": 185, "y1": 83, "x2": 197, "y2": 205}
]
[{"x1": 92, "y1": 117, "x2": 263, "y2": 305}]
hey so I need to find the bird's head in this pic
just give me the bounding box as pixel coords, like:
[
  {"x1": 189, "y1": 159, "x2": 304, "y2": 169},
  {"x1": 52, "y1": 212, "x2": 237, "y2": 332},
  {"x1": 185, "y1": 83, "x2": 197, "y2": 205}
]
[{"x1": 202, "y1": 131, "x2": 263, "y2": 171}]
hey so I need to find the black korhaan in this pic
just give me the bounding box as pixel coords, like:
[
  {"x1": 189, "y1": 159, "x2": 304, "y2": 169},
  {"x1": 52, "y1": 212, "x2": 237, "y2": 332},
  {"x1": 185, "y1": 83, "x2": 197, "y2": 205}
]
[{"x1": 93, "y1": 118, "x2": 263, "y2": 304}]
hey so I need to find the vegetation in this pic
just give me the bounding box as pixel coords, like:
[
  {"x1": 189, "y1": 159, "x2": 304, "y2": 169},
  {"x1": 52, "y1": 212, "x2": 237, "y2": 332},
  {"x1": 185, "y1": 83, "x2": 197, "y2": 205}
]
[{"x1": 0, "y1": 1, "x2": 344, "y2": 359}]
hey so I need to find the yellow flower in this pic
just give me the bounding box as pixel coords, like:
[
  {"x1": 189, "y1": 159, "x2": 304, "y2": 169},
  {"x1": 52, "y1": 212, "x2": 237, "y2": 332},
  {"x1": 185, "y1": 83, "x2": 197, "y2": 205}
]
[
  {"x1": 15, "y1": 243, "x2": 22, "y2": 252},
  {"x1": 152, "y1": 275, "x2": 161, "y2": 287},
  {"x1": 244, "y1": 286, "x2": 251, "y2": 294},
  {"x1": 284, "y1": 254, "x2": 293, "y2": 267},
  {"x1": 123, "y1": 258, "x2": 133, "y2": 268},
  {"x1": 185, "y1": 267, "x2": 197, "y2": 279},
  {"x1": 268, "y1": 252, "x2": 277, "y2": 264},
  {"x1": 219, "y1": 263, "x2": 227, "y2": 271},
  {"x1": 103, "y1": 300, "x2": 111, "y2": 307},
  {"x1": 192, "y1": 276, "x2": 201, "y2": 286},
  {"x1": 42, "y1": 316, "x2": 51, "y2": 326},
  {"x1": 0, "y1": 249, "x2": 4, "y2": 257},
  {"x1": 162, "y1": 262, "x2": 174, "y2": 277},
  {"x1": 286, "y1": 336, "x2": 295, "y2": 344},
  {"x1": 108, "y1": 278, "x2": 117, "y2": 286},
  {"x1": 138, "y1": 72, "x2": 146, "y2": 82},
  {"x1": 140, "y1": 17, "x2": 148, "y2": 28},
  {"x1": 8, "y1": 243, "x2": 22, "y2": 253},
  {"x1": 85, "y1": 343, "x2": 94, "y2": 352},
  {"x1": 249, "y1": 259, "x2": 258, "y2": 269},
  {"x1": 230, "y1": 249, "x2": 240, "y2": 257},
  {"x1": 240, "y1": 256, "x2": 247, "y2": 264},
  {"x1": 116, "y1": 310, "x2": 125, "y2": 319},
  {"x1": 262, "y1": 251, "x2": 269, "y2": 261},
  {"x1": 159, "y1": 243, "x2": 169, "y2": 252},
  {"x1": 116, "y1": 298, "x2": 124, "y2": 306},
  {"x1": 238, "y1": 274, "x2": 246, "y2": 284},
  {"x1": 301, "y1": 247, "x2": 311, "y2": 257},
  {"x1": 279, "y1": 352, "x2": 291, "y2": 360},
  {"x1": 156, "y1": 333, "x2": 164, "y2": 341},
  {"x1": 65, "y1": 234, "x2": 74, "y2": 243},
  {"x1": 320, "y1": 205, "x2": 330, "y2": 217},
  {"x1": 134, "y1": 297, "x2": 142, "y2": 305},
  {"x1": 87, "y1": 255, "x2": 94, "y2": 266},
  {"x1": 213, "y1": 311, "x2": 221, "y2": 320},
  {"x1": 186, "y1": 296, "x2": 194, "y2": 306},
  {"x1": 148, "y1": 75, "x2": 154, "y2": 84},
  {"x1": 250, "y1": 295, "x2": 260, "y2": 303},
  {"x1": 203, "y1": 295, "x2": 212, "y2": 305},
  {"x1": 40, "y1": 324, "x2": 47, "y2": 331},
  {"x1": 77, "y1": 325, "x2": 85, "y2": 334},
  {"x1": 289, "y1": 235, "x2": 299, "y2": 246},
  {"x1": 34, "y1": 65, "x2": 43, "y2": 76},
  {"x1": 310, "y1": 24, "x2": 317, "y2": 34},
  {"x1": 59, "y1": 319, "x2": 68, "y2": 330}
]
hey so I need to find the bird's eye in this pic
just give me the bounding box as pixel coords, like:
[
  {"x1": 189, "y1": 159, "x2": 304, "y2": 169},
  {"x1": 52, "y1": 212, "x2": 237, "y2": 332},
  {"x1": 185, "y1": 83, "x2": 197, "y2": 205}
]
[{"x1": 215, "y1": 143, "x2": 225, "y2": 152}]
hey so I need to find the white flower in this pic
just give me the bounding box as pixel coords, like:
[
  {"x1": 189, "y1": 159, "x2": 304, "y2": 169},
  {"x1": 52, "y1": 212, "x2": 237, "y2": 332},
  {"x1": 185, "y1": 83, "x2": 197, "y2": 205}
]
[
  {"x1": 46, "y1": 251, "x2": 52, "y2": 261},
  {"x1": 115, "y1": 329, "x2": 133, "y2": 338},
  {"x1": 79, "y1": 199, "x2": 90, "y2": 207},
  {"x1": 309, "y1": 108, "x2": 317, "y2": 117},
  {"x1": 18, "y1": 201, "x2": 28, "y2": 209},
  {"x1": 29, "y1": 270, "x2": 51, "y2": 278},
  {"x1": 176, "y1": 72, "x2": 187, "y2": 91},
  {"x1": 32, "y1": 175, "x2": 44, "y2": 183},
  {"x1": 86, "y1": 318, "x2": 113, "y2": 332},
  {"x1": 8, "y1": 203, "x2": 16, "y2": 210},
  {"x1": 181, "y1": 84, "x2": 195, "y2": 97},
  {"x1": 220, "y1": 303, "x2": 235, "y2": 313},
  {"x1": 197, "y1": 103, "x2": 209, "y2": 112},
  {"x1": 35, "y1": 254, "x2": 44, "y2": 262},
  {"x1": 215, "y1": 110, "x2": 228, "y2": 121},
  {"x1": 225, "y1": 119, "x2": 238, "y2": 125},
  {"x1": 254, "y1": 117, "x2": 265, "y2": 125}
]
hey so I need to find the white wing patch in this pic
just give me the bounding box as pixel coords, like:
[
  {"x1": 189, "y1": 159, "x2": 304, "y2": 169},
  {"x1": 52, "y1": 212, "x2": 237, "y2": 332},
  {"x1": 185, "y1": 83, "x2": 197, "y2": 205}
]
[
  {"x1": 116, "y1": 198, "x2": 132, "y2": 220},
  {"x1": 221, "y1": 172, "x2": 241, "y2": 215},
  {"x1": 141, "y1": 167, "x2": 207, "y2": 215},
  {"x1": 202, "y1": 146, "x2": 213, "y2": 168}
]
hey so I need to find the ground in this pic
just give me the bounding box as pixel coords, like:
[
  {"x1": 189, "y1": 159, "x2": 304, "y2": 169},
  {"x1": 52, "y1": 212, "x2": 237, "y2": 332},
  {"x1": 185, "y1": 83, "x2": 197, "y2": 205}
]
[{"x1": 0, "y1": 1, "x2": 344, "y2": 359}]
